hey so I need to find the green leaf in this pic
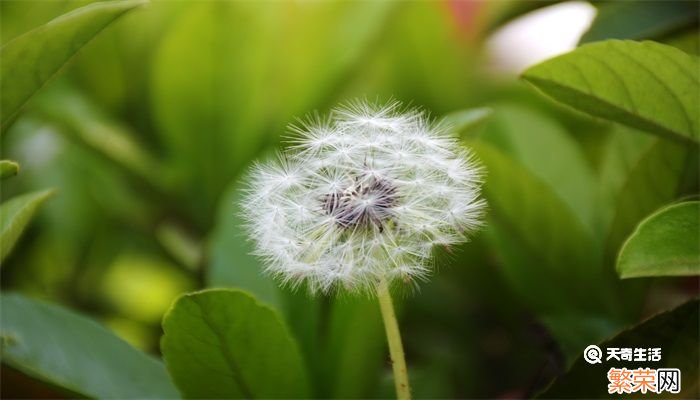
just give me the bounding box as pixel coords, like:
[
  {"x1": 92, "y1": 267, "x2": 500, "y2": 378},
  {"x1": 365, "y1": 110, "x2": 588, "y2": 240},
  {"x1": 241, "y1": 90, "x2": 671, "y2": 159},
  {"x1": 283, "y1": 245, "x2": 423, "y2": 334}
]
[
  {"x1": 479, "y1": 105, "x2": 600, "y2": 235},
  {"x1": 0, "y1": 293, "x2": 178, "y2": 398},
  {"x1": 617, "y1": 201, "x2": 700, "y2": 278},
  {"x1": 522, "y1": 40, "x2": 700, "y2": 144},
  {"x1": 161, "y1": 289, "x2": 310, "y2": 399},
  {"x1": 580, "y1": 2, "x2": 699, "y2": 44},
  {"x1": 469, "y1": 126, "x2": 647, "y2": 363},
  {"x1": 599, "y1": 127, "x2": 697, "y2": 261},
  {"x1": 151, "y1": 1, "x2": 393, "y2": 220},
  {"x1": 538, "y1": 299, "x2": 699, "y2": 399},
  {"x1": 441, "y1": 107, "x2": 493, "y2": 137},
  {"x1": 0, "y1": 160, "x2": 20, "y2": 179},
  {"x1": 321, "y1": 298, "x2": 386, "y2": 398},
  {"x1": 208, "y1": 175, "x2": 329, "y2": 396},
  {"x1": 155, "y1": 222, "x2": 201, "y2": 271},
  {"x1": 471, "y1": 141, "x2": 616, "y2": 361},
  {"x1": 0, "y1": 189, "x2": 54, "y2": 262},
  {"x1": 0, "y1": 0, "x2": 147, "y2": 130},
  {"x1": 207, "y1": 177, "x2": 282, "y2": 309},
  {"x1": 33, "y1": 86, "x2": 169, "y2": 193}
]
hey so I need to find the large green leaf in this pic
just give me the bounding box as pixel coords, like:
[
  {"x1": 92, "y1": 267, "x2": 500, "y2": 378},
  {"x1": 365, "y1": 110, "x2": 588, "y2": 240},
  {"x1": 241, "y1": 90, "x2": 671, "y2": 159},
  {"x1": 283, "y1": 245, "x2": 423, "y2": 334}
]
[
  {"x1": 0, "y1": 293, "x2": 178, "y2": 398},
  {"x1": 0, "y1": 0, "x2": 147, "y2": 130},
  {"x1": 151, "y1": 1, "x2": 393, "y2": 222},
  {"x1": 161, "y1": 289, "x2": 310, "y2": 399},
  {"x1": 599, "y1": 127, "x2": 697, "y2": 261},
  {"x1": 522, "y1": 40, "x2": 700, "y2": 144},
  {"x1": 538, "y1": 299, "x2": 699, "y2": 398},
  {"x1": 470, "y1": 141, "x2": 624, "y2": 362},
  {"x1": 617, "y1": 201, "x2": 700, "y2": 278},
  {"x1": 580, "y1": 2, "x2": 698, "y2": 44},
  {"x1": 479, "y1": 105, "x2": 600, "y2": 235},
  {"x1": 0, "y1": 189, "x2": 54, "y2": 262}
]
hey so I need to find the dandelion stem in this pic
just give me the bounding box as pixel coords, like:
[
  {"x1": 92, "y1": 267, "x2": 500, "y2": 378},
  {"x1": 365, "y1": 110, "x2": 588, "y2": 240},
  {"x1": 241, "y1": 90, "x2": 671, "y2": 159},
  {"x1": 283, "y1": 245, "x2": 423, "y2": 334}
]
[{"x1": 377, "y1": 278, "x2": 411, "y2": 400}]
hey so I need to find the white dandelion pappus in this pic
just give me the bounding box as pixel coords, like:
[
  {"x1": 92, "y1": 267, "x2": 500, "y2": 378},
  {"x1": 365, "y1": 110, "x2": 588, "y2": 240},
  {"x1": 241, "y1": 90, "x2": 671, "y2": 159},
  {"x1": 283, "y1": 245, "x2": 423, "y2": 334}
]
[{"x1": 242, "y1": 101, "x2": 486, "y2": 294}]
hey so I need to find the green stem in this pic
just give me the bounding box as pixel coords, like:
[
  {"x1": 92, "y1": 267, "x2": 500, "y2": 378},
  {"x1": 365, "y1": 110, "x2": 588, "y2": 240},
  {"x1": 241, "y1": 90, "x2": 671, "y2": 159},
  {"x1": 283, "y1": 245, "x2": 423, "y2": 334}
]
[{"x1": 377, "y1": 279, "x2": 411, "y2": 400}]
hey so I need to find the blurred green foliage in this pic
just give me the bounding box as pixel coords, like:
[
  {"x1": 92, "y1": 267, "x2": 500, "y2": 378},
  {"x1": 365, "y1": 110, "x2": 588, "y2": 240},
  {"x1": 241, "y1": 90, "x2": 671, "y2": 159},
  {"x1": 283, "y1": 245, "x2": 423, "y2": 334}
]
[{"x1": 1, "y1": 0, "x2": 698, "y2": 399}]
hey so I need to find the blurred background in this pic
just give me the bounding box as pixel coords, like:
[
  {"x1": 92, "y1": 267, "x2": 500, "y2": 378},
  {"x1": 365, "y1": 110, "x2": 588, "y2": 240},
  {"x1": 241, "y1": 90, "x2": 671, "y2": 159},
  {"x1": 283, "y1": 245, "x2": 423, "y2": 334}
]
[{"x1": 1, "y1": 1, "x2": 698, "y2": 398}]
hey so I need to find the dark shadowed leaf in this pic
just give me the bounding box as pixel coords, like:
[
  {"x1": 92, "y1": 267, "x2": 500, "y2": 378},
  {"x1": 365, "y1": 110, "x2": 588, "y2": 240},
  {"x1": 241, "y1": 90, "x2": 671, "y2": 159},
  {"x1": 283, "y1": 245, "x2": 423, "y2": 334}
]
[
  {"x1": 522, "y1": 40, "x2": 700, "y2": 144},
  {"x1": 0, "y1": 293, "x2": 178, "y2": 398},
  {"x1": 617, "y1": 201, "x2": 700, "y2": 278},
  {"x1": 599, "y1": 127, "x2": 698, "y2": 262},
  {"x1": 538, "y1": 299, "x2": 699, "y2": 399},
  {"x1": 580, "y1": 2, "x2": 698, "y2": 44},
  {"x1": 161, "y1": 289, "x2": 309, "y2": 399}
]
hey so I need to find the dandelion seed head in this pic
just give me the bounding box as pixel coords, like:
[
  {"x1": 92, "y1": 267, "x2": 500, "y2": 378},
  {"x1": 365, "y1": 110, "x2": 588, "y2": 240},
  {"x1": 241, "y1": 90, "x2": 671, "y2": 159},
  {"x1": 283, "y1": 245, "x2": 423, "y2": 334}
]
[{"x1": 242, "y1": 101, "x2": 486, "y2": 294}]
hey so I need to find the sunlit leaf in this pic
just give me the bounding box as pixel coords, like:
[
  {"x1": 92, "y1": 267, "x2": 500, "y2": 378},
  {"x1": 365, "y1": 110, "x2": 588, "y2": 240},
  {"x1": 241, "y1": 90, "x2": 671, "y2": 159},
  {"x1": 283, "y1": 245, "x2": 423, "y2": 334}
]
[
  {"x1": 0, "y1": 189, "x2": 54, "y2": 262},
  {"x1": 0, "y1": 293, "x2": 178, "y2": 398},
  {"x1": 161, "y1": 289, "x2": 310, "y2": 399},
  {"x1": 580, "y1": 2, "x2": 698, "y2": 44},
  {"x1": 0, "y1": 0, "x2": 147, "y2": 130},
  {"x1": 538, "y1": 299, "x2": 699, "y2": 399},
  {"x1": 151, "y1": 2, "x2": 394, "y2": 221},
  {"x1": 522, "y1": 40, "x2": 700, "y2": 144},
  {"x1": 0, "y1": 160, "x2": 19, "y2": 180},
  {"x1": 617, "y1": 201, "x2": 700, "y2": 278},
  {"x1": 442, "y1": 107, "x2": 493, "y2": 137}
]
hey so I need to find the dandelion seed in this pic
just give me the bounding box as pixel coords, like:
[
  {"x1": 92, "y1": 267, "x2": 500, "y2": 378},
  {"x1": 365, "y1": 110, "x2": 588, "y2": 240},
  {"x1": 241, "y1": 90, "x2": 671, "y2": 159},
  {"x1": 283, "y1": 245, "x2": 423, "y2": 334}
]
[{"x1": 242, "y1": 100, "x2": 486, "y2": 293}]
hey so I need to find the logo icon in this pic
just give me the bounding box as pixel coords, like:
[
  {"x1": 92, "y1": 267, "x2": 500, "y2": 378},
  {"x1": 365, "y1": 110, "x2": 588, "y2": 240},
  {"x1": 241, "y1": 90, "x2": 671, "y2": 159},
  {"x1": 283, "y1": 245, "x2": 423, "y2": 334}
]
[{"x1": 584, "y1": 345, "x2": 603, "y2": 364}]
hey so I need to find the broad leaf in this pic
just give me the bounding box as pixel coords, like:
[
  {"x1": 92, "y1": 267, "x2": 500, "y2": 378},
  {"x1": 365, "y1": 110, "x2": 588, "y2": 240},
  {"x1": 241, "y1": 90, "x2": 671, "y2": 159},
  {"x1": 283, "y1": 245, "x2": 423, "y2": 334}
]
[
  {"x1": 471, "y1": 141, "x2": 621, "y2": 361},
  {"x1": 0, "y1": 189, "x2": 54, "y2": 262},
  {"x1": 538, "y1": 299, "x2": 699, "y2": 398},
  {"x1": 599, "y1": 128, "x2": 697, "y2": 261},
  {"x1": 581, "y1": 2, "x2": 698, "y2": 44},
  {"x1": 161, "y1": 289, "x2": 310, "y2": 399},
  {"x1": 0, "y1": 0, "x2": 147, "y2": 130},
  {"x1": 522, "y1": 40, "x2": 700, "y2": 144},
  {"x1": 0, "y1": 293, "x2": 178, "y2": 398},
  {"x1": 0, "y1": 160, "x2": 19, "y2": 180},
  {"x1": 617, "y1": 201, "x2": 700, "y2": 278},
  {"x1": 479, "y1": 105, "x2": 600, "y2": 235},
  {"x1": 151, "y1": 1, "x2": 393, "y2": 221}
]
